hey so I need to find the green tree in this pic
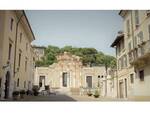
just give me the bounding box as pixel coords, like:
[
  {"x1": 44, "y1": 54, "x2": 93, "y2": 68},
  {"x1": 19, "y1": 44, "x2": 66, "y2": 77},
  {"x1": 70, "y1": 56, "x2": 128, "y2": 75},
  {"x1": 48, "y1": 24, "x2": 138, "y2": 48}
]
[{"x1": 35, "y1": 45, "x2": 116, "y2": 68}]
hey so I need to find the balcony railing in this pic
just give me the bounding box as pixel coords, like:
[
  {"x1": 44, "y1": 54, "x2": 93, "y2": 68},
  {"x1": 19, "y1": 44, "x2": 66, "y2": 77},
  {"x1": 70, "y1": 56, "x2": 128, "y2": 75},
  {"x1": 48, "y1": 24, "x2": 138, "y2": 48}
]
[{"x1": 128, "y1": 40, "x2": 150, "y2": 67}]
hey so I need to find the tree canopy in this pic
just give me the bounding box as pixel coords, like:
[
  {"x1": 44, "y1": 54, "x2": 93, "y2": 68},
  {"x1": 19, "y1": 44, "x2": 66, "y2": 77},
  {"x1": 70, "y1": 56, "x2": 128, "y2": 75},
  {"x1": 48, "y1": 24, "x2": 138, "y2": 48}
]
[{"x1": 35, "y1": 45, "x2": 116, "y2": 69}]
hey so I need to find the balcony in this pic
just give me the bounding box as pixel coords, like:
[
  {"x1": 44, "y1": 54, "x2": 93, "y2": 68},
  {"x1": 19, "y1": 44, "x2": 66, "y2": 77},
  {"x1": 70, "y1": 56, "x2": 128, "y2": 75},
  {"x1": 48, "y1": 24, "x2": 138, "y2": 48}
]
[{"x1": 128, "y1": 40, "x2": 150, "y2": 68}]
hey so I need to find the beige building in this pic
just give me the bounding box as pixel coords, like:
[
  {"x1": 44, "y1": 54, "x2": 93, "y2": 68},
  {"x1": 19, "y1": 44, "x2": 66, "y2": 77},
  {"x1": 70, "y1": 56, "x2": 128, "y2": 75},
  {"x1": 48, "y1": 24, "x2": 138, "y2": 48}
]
[
  {"x1": 34, "y1": 52, "x2": 112, "y2": 96},
  {"x1": 111, "y1": 10, "x2": 150, "y2": 100},
  {"x1": 111, "y1": 32, "x2": 135, "y2": 99},
  {"x1": 0, "y1": 10, "x2": 36, "y2": 99}
]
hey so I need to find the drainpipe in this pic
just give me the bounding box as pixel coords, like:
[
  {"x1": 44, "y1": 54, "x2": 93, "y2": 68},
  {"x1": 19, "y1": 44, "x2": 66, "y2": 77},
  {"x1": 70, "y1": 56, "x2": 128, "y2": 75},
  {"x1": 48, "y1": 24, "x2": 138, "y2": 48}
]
[{"x1": 13, "y1": 12, "x2": 24, "y2": 77}]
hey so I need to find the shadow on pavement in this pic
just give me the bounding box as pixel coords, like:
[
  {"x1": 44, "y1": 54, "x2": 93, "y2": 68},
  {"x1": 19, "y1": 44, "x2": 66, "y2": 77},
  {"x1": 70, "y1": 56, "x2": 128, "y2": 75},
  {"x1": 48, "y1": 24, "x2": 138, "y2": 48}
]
[{"x1": 1, "y1": 94, "x2": 77, "y2": 102}]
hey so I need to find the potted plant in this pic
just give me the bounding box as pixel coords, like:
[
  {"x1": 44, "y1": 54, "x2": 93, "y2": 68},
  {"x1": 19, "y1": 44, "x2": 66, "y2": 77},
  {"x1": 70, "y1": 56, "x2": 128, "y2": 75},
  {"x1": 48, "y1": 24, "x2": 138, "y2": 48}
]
[
  {"x1": 20, "y1": 90, "x2": 26, "y2": 99},
  {"x1": 93, "y1": 90, "x2": 99, "y2": 98},
  {"x1": 32, "y1": 86, "x2": 39, "y2": 96},
  {"x1": 12, "y1": 91, "x2": 19, "y2": 100},
  {"x1": 87, "y1": 89, "x2": 92, "y2": 96}
]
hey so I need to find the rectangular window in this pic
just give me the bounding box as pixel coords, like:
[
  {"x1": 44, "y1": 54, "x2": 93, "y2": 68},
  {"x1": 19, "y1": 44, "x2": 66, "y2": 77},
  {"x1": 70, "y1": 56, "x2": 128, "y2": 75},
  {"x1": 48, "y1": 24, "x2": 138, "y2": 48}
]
[
  {"x1": 128, "y1": 42, "x2": 132, "y2": 51},
  {"x1": 25, "y1": 58, "x2": 27, "y2": 72},
  {"x1": 18, "y1": 51, "x2": 21, "y2": 67},
  {"x1": 135, "y1": 10, "x2": 139, "y2": 26},
  {"x1": 130, "y1": 74, "x2": 134, "y2": 83},
  {"x1": 62, "y1": 72, "x2": 67, "y2": 87},
  {"x1": 137, "y1": 31, "x2": 144, "y2": 44},
  {"x1": 17, "y1": 78, "x2": 19, "y2": 87},
  {"x1": 20, "y1": 33, "x2": 22, "y2": 43},
  {"x1": 124, "y1": 55, "x2": 127, "y2": 67},
  {"x1": 10, "y1": 18, "x2": 14, "y2": 31},
  {"x1": 139, "y1": 70, "x2": 144, "y2": 81},
  {"x1": 126, "y1": 20, "x2": 130, "y2": 36},
  {"x1": 86, "y1": 76, "x2": 92, "y2": 88},
  {"x1": 8, "y1": 43, "x2": 12, "y2": 60}
]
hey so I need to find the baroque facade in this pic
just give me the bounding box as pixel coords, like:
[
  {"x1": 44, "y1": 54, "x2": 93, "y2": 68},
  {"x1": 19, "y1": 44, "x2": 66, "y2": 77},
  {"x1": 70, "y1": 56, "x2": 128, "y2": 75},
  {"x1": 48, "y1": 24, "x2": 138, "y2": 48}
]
[
  {"x1": 34, "y1": 52, "x2": 109, "y2": 93},
  {"x1": 34, "y1": 52, "x2": 117, "y2": 97},
  {"x1": 0, "y1": 10, "x2": 36, "y2": 99},
  {"x1": 111, "y1": 10, "x2": 150, "y2": 100}
]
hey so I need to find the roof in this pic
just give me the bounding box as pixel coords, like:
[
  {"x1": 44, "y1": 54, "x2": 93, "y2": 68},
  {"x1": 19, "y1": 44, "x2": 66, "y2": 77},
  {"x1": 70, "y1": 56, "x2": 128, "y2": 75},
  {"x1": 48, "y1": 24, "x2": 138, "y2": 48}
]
[
  {"x1": 119, "y1": 10, "x2": 128, "y2": 17},
  {"x1": 111, "y1": 33, "x2": 124, "y2": 47},
  {"x1": 32, "y1": 45, "x2": 46, "y2": 49},
  {"x1": 15, "y1": 10, "x2": 35, "y2": 41},
  {"x1": 23, "y1": 10, "x2": 35, "y2": 40}
]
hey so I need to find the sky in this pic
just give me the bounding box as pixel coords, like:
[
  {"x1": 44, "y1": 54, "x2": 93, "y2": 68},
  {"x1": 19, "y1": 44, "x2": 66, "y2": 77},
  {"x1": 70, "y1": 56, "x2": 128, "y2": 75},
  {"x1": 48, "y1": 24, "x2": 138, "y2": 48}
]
[{"x1": 25, "y1": 10, "x2": 123, "y2": 56}]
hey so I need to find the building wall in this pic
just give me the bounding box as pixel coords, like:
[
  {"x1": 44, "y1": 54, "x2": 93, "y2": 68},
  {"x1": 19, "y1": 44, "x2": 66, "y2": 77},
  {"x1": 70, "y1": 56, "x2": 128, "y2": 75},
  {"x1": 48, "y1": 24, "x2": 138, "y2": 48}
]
[
  {"x1": 134, "y1": 63, "x2": 150, "y2": 98},
  {"x1": 125, "y1": 11, "x2": 150, "y2": 99},
  {"x1": 0, "y1": 11, "x2": 17, "y2": 98},
  {"x1": 0, "y1": 10, "x2": 35, "y2": 99},
  {"x1": 114, "y1": 10, "x2": 150, "y2": 99}
]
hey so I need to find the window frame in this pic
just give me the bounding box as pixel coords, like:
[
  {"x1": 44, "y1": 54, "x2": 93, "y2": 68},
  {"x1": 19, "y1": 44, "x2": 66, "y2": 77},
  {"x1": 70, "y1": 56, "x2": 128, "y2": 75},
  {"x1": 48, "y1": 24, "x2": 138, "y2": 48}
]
[
  {"x1": 10, "y1": 18, "x2": 14, "y2": 31},
  {"x1": 126, "y1": 19, "x2": 130, "y2": 36},
  {"x1": 135, "y1": 10, "x2": 140, "y2": 26},
  {"x1": 18, "y1": 50, "x2": 22, "y2": 68},
  {"x1": 8, "y1": 43, "x2": 12, "y2": 60},
  {"x1": 130, "y1": 74, "x2": 134, "y2": 84}
]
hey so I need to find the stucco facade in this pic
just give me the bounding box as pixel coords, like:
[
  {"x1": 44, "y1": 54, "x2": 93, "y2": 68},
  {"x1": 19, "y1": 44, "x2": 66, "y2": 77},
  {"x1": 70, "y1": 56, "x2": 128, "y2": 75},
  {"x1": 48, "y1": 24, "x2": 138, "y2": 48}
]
[
  {"x1": 0, "y1": 10, "x2": 36, "y2": 99},
  {"x1": 111, "y1": 10, "x2": 150, "y2": 100}
]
